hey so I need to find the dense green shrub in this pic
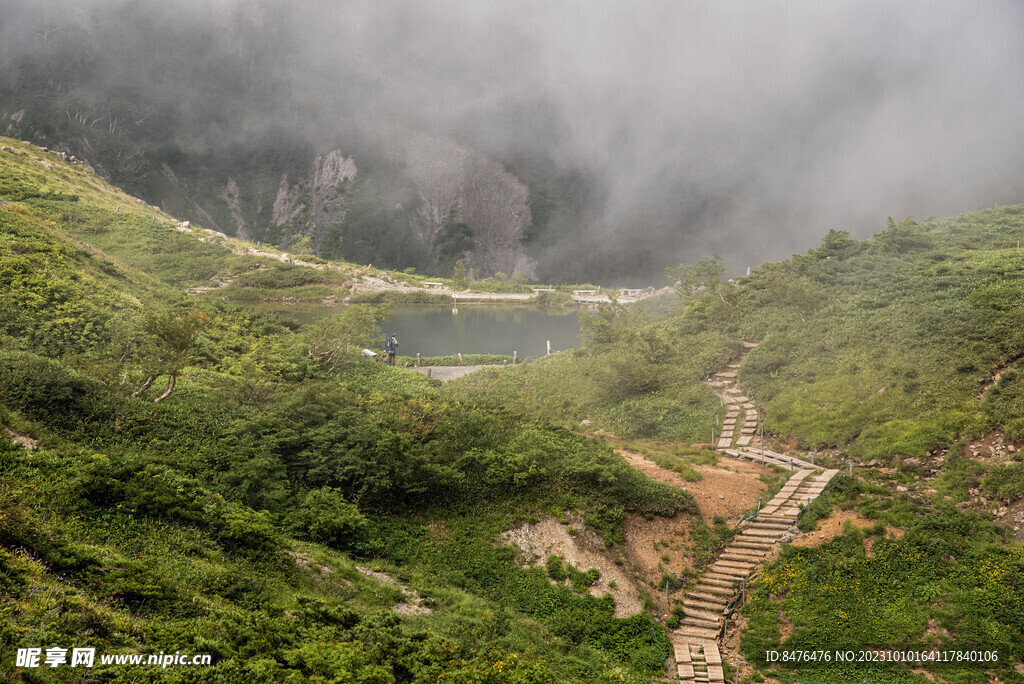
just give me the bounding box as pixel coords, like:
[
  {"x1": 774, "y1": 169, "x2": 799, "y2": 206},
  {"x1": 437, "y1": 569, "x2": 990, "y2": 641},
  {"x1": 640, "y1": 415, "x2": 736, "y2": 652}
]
[{"x1": 287, "y1": 488, "x2": 368, "y2": 549}]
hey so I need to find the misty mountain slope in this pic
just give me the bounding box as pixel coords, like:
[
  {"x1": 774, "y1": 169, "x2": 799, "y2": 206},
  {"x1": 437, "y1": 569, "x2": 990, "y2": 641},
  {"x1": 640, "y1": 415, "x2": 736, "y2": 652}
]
[
  {"x1": 7, "y1": 0, "x2": 1022, "y2": 284},
  {"x1": 398, "y1": 131, "x2": 534, "y2": 277},
  {"x1": 459, "y1": 210, "x2": 1024, "y2": 460},
  {"x1": 0, "y1": 138, "x2": 412, "y2": 307},
  {"x1": 0, "y1": 138, "x2": 598, "y2": 312},
  {"x1": 1, "y1": 135, "x2": 702, "y2": 683}
]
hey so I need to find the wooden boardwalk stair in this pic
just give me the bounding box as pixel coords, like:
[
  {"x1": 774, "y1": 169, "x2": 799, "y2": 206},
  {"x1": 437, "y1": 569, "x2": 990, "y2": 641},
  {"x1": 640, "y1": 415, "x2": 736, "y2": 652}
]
[{"x1": 670, "y1": 351, "x2": 839, "y2": 682}]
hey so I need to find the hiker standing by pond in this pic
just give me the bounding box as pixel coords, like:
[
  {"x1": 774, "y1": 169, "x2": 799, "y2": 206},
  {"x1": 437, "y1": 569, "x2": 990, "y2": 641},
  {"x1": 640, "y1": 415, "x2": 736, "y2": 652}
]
[{"x1": 385, "y1": 332, "x2": 399, "y2": 365}]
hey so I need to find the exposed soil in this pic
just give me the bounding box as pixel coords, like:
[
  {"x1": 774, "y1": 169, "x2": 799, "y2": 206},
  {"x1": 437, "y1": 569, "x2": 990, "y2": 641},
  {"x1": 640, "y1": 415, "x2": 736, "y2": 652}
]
[
  {"x1": 623, "y1": 512, "x2": 693, "y2": 592},
  {"x1": 412, "y1": 365, "x2": 500, "y2": 382},
  {"x1": 790, "y1": 510, "x2": 903, "y2": 556},
  {"x1": 501, "y1": 516, "x2": 644, "y2": 617},
  {"x1": 779, "y1": 610, "x2": 794, "y2": 640},
  {"x1": 963, "y1": 431, "x2": 1019, "y2": 466},
  {"x1": 5, "y1": 429, "x2": 39, "y2": 449},
  {"x1": 617, "y1": 450, "x2": 766, "y2": 524},
  {"x1": 355, "y1": 566, "x2": 432, "y2": 615},
  {"x1": 996, "y1": 497, "x2": 1024, "y2": 541},
  {"x1": 977, "y1": 354, "x2": 1023, "y2": 400},
  {"x1": 923, "y1": 618, "x2": 952, "y2": 642},
  {"x1": 286, "y1": 550, "x2": 333, "y2": 580}
]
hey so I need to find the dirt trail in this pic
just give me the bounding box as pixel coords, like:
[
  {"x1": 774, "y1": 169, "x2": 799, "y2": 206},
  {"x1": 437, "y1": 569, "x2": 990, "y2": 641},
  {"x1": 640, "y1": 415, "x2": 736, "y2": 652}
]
[
  {"x1": 411, "y1": 365, "x2": 500, "y2": 381},
  {"x1": 180, "y1": 226, "x2": 667, "y2": 302},
  {"x1": 617, "y1": 450, "x2": 766, "y2": 524}
]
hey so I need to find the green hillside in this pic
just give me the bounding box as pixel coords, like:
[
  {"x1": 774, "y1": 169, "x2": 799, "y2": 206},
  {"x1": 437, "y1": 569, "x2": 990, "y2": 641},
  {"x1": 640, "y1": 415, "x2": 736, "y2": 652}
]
[
  {"x1": 0, "y1": 138, "x2": 695, "y2": 682},
  {"x1": 2, "y1": 136, "x2": 1023, "y2": 683},
  {"x1": 457, "y1": 214, "x2": 1024, "y2": 681}
]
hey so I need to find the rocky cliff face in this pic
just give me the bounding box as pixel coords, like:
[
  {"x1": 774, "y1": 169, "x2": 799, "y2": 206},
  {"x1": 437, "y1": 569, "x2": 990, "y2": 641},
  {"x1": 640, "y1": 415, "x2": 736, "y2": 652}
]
[
  {"x1": 271, "y1": 149, "x2": 358, "y2": 252},
  {"x1": 399, "y1": 132, "x2": 535, "y2": 278},
  {"x1": 76, "y1": 129, "x2": 534, "y2": 277}
]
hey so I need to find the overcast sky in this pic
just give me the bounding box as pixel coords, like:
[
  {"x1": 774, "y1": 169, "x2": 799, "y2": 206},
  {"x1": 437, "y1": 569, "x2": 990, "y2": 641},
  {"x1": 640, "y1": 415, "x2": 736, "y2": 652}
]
[
  {"x1": 5, "y1": 0, "x2": 1024, "y2": 276},
  {"x1": 285, "y1": 0, "x2": 1024, "y2": 271}
]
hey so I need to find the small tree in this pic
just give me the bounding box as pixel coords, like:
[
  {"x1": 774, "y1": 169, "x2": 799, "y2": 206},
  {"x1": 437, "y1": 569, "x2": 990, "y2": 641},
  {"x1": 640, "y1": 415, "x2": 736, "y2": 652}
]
[
  {"x1": 305, "y1": 304, "x2": 390, "y2": 371},
  {"x1": 874, "y1": 216, "x2": 931, "y2": 254},
  {"x1": 452, "y1": 259, "x2": 469, "y2": 290},
  {"x1": 816, "y1": 228, "x2": 856, "y2": 259},
  {"x1": 665, "y1": 254, "x2": 728, "y2": 302},
  {"x1": 131, "y1": 310, "x2": 208, "y2": 402},
  {"x1": 288, "y1": 232, "x2": 314, "y2": 258}
]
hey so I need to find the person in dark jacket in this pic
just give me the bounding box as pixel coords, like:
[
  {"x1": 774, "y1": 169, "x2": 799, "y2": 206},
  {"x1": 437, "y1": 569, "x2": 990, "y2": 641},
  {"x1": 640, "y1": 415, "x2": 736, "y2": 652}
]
[{"x1": 384, "y1": 333, "x2": 399, "y2": 365}]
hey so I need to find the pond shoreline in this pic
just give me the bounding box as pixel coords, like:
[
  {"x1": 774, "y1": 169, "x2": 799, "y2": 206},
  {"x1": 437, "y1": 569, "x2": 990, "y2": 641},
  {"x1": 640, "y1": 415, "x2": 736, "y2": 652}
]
[{"x1": 256, "y1": 302, "x2": 582, "y2": 359}]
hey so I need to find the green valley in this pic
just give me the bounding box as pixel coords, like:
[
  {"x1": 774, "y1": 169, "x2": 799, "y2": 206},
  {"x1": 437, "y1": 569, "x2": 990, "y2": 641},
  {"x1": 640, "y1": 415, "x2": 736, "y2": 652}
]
[{"x1": 2, "y1": 136, "x2": 1023, "y2": 684}]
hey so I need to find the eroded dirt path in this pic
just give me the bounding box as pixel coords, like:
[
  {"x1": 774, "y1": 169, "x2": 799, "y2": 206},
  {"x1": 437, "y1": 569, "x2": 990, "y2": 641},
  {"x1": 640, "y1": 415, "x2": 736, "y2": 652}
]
[{"x1": 616, "y1": 450, "x2": 767, "y2": 524}]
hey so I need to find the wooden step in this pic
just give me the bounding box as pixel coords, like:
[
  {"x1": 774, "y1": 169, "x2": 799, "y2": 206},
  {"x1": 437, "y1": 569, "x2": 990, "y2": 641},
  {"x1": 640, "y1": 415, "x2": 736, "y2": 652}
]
[
  {"x1": 746, "y1": 521, "x2": 793, "y2": 530},
  {"x1": 740, "y1": 528, "x2": 787, "y2": 537},
  {"x1": 686, "y1": 592, "x2": 729, "y2": 605},
  {"x1": 725, "y1": 543, "x2": 766, "y2": 553},
  {"x1": 708, "y1": 566, "x2": 752, "y2": 578},
  {"x1": 675, "y1": 626, "x2": 720, "y2": 640},
  {"x1": 714, "y1": 560, "x2": 756, "y2": 571},
  {"x1": 732, "y1": 539, "x2": 775, "y2": 549},
  {"x1": 677, "y1": 663, "x2": 695, "y2": 679},
  {"x1": 756, "y1": 516, "x2": 797, "y2": 525},
  {"x1": 711, "y1": 562, "x2": 755, "y2": 573},
  {"x1": 720, "y1": 553, "x2": 761, "y2": 563},
  {"x1": 700, "y1": 578, "x2": 739, "y2": 588},
  {"x1": 694, "y1": 582, "x2": 736, "y2": 595},
  {"x1": 703, "y1": 571, "x2": 742, "y2": 583},
  {"x1": 681, "y1": 617, "x2": 721, "y2": 630},
  {"x1": 684, "y1": 599, "x2": 725, "y2": 613},
  {"x1": 684, "y1": 608, "x2": 724, "y2": 623},
  {"x1": 731, "y1": 544, "x2": 775, "y2": 553}
]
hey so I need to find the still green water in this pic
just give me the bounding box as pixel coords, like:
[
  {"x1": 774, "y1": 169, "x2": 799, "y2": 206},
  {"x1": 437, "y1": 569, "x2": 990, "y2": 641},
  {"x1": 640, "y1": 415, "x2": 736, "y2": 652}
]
[{"x1": 257, "y1": 303, "x2": 581, "y2": 359}]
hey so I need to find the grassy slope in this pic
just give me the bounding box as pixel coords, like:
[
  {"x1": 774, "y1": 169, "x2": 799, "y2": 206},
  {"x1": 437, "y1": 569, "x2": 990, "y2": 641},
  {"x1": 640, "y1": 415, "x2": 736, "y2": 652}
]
[
  {"x1": 1, "y1": 138, "x2": 698, "y2": 683},
  {"x1": 4, "y1": 136, "x2": 1024, "y2": 682},
  {"x1": 456, "y1": 215, "x2": 1024, "y2": 682}
]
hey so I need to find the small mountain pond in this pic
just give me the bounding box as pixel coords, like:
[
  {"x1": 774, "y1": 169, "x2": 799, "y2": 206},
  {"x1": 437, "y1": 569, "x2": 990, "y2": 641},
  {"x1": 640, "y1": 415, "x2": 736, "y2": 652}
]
[{"x1": 255, "y1": 302, "x2": 581, "y2": 359}]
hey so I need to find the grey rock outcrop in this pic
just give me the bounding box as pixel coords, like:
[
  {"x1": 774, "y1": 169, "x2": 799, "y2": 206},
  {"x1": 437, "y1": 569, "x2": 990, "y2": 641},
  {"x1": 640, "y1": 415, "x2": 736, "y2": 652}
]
[
  {"x1": 272, "y1": 149, "x2": 358, "y2": 251},
  {"x1": 398, "y1": 132, "x2": 535, "y2": 278}
]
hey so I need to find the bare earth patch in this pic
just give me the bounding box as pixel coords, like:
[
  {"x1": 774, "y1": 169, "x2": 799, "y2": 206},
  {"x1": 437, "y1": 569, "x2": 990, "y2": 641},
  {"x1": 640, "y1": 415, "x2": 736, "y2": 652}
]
[
  {"x1": 501, "y1": 517, "x2": 643, "y2": 617},
  {"x1": 5, "y1": 429, "x2": 39, "y2": 449},
  {"x1": 623, "y1": 512, "x2": 693, "y2": 590},
  {"x1": 790, "y1": 510, "x2": 903, "y2": 555},
  {"x1": 779, "y1": 610, "x2": 794, "y2": 640},
  {"x1": 286, "y1": 550, "x2": 335, "y2": 581},
  {"x1": 996, "y1": 497, "x2": 1024, "y2": 541},
  {"x1": 412, "y1": 365, "x2": 500, "y2": 382},
  {"x1": 617, "y1": 450, "x2": 766, "y2": 524},
  {"x1": 355, "y1": 566, "x2": 431, "y2": 615},
  {"x1": 923, "y1": 618, "x2": 952, "y2": 642}
]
